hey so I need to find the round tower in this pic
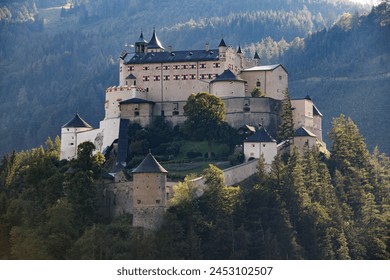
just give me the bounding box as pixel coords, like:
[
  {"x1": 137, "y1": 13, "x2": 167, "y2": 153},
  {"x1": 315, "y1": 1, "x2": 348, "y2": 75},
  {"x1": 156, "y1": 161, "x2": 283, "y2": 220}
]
[
  {"x1": 60, "y1": 113, "x2": 93, "y2": 161},
  {"x1": 131, "y1": 152, "x2": 168, "y2": 230},
  {"x1": 218, "y1": 38, "x2": 227, "y2": 61}
]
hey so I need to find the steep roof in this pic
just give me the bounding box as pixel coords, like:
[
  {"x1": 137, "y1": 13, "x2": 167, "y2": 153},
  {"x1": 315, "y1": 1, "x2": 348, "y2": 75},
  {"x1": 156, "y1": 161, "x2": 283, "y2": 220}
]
[
  {"x1": 136, "y1": 31, "x2": 148, "y2": 44},
  {"x1": 62, "y1": 113, "x2": 92, "y2": 128},
  {"x1": 132, "y1": 153, "x2": 168, "y2": 173},
  {"x1": 244, "y1": 126, "x2": 276, "y2": 143},
  {"x1": 219, "y1": 38, "x2": 227, "y2": 47},
  {"x1": 125, "y1": 49, "x2": 219, "y2": 64},
  {"x1": 254, "y1": 51, "x2": 260, "y2": 59},
  {"x1": 147, "y1": 29, "x2": 164, "y2": 50},
  {"x1": 211, "y1": 69, "x2": 245, "y2": 83},
  {"x1": 313, "y1": 104, "x2": 323, "y2": 117},
  {"x1": 295, "y1": 127, "x2": 317, "y2": 137},
  {"x1": 237, "y1": 45, "x2": 242, "y2": 54}
]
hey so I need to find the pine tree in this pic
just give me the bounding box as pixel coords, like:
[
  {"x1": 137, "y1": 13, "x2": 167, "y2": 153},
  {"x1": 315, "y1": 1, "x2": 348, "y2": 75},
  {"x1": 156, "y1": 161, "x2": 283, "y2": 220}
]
[{"x1": 277, "y1": 89, "x2": 294, "y2": 142}]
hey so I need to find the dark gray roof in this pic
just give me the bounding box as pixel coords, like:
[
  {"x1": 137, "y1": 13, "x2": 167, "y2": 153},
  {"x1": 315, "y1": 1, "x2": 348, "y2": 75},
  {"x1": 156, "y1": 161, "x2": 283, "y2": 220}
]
[
  {"x1": 295, "y1": 127, "x2": 317, "y2": 137},
  {"x1": 219, "y1": 38, "x2": 227, "y2": 47},
  {"x1": 211, "y1": 69, "x2": 245, "y2": 83},
  {"x1": 237, "y1": 45, "x2": 242, "y2": 54},
  {"x1": 120, "y1": 98, "x2": 155, "y2": 104},
  {"x1": 132, "y1": 153, "x2": 168, "y2": 173},
  {"x1": 254, "y1": 51, "x2": 260, "y2": 59},
  {"x1": 244, "y1": 126, "x2": 276, "y2": 143},
  {"x1": 136, "y1": 31, "x2": 148, "y2": 44},
  {"x1": 125, "y1": 49, "x2": 219, "y2": 64},
  {"x1": 147, "y1": 29, "x2": 164, "y2": 50},
  {"x1": 125, "y1": 73, "x2": 137, "y2": 79},
  {"x1": 62, "y1": 113, "x2": 92, "y2": 128}
]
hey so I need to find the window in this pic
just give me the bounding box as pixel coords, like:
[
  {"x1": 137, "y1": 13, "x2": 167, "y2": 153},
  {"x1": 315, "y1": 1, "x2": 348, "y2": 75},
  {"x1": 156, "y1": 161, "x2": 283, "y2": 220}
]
[
  {"x1": 128, "y1": 66, "x2": 134, "y2": 71},
  {"x1": 182, "y1": 64, "x2": 188, "y2": 69},
  {"x1": 256, "y1": 81, "x2": 261, "y2": 87},
  {"x1": 164, "y1": 75, "x2": 170, "y2": 81},
  {"x1": 143, "y1": 66, "x2": 150, "y2": 70},
  {"x1": 263, "y1": 144, "x2": 266, "y2": 147},
  {"x1": 69, "y1": 143, "x2": 74, "y2": 146},
  {"x1": 137, "y1": 200, "x2": 141, "y2": 204},
  {"x1": 173, "y1": 75, "x2": 180, "y2": 80},
  {"x1": 190, "y1": 64, "x2": 196, "y2": 69},
  {"x1": 120, "y1": 66, "x2": 122, "y2": 72},
  {"x1": 174, "y1": 65, "x2": 180, "y2": 70},
  {"x1": 156, "y1": 200, "x2": 161, "y2": 204},
  {"x1": 163, "y1": 65, "x2": 170, "y2": 70},
  {"x1": 252, "y1": 144, "x2": 255, "y2": 148},
  {"x1": 182, "y1": 74, "x2": 188, "y2": 80},
  {"x1": 190, "y1": 74, "x2": 196, "y2": 80},
  {"x1": 213, "y1": 63, "x2": 220, "y2": 68},
  {"x1": 173, "y1": 103, "x2": 178, "y2": 110},
  {"x1": 200, "y1": 74, "x2": 206, "y2": 79},
  {"x1": 244, "y1": 99, "x2": 250, "y2": 106},
  {"x1": 142, "y1": 76, "x2": 150, "y2": 81},
  {"x1": 279, "y1": 75, "x2": 282, "y2": 80},
  {"x1": 208, "y1": 74, "x2": 213, "y2": 79},
  {"x1": 154, "y1": 75, "x2": 160, "y2": 81},
  {"x1": 134, "y1": 111, "x2": 140, "y2": 117}
]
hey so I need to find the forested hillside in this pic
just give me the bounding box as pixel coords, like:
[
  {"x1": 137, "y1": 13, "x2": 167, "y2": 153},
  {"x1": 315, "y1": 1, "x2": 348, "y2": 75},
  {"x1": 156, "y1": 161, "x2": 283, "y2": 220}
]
[
  {"x1": 0, "y1": 116, "x2": 389, "y2": 259},
  {"x1": 0, "y1": 0, "x2": 384, "y2": 157}
]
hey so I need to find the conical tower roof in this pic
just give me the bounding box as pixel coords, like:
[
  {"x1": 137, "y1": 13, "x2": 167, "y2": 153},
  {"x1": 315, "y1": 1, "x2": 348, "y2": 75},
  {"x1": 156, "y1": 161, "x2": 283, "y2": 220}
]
[
  {"x1": 132, "y1": 152, "x2": 168, "y2": 173},
  {"x1": 254, "y1": 51, "x2": 260, "y2": 59},
  {"x1": 237, "y1": 45, "x2": 242, "y2": 54},
  {"x1": 136, "y1": 31, "x2": 148, "y2": 44},
  {"x1": 62, "y1": 113, "x2": 92, "y2": 128},
  {"x1": 219, "y1": 38, "x2": 227, "y2": 47},
  {"x1": 147, "y1": 29, "x2": 164, "y2": 50}
]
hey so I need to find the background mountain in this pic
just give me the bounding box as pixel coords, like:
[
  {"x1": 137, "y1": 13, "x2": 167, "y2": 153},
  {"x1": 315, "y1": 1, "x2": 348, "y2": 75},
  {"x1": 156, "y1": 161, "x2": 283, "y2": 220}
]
[{"x1": 1, "y1": 0, "x2": 388, "y2": 157}]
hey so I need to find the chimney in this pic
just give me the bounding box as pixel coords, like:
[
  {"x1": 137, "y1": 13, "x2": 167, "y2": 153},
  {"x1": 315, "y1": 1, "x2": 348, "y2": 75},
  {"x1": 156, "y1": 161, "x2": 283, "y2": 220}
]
[
  {"x1": 205, "y1": 42, "x2": 209, "y2": 52},
  {"x1": 168, "y1": 45, "x2": 172, "y2": 53}
]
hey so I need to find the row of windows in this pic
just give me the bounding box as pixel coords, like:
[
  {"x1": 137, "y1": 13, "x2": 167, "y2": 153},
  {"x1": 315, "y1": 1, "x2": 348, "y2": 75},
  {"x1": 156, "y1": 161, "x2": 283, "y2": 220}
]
[
  {"x1": 128, "y1": 62, "x2": 221, "y2": 72},
  {"x1": 144, "y1": 74, "x2": 216, "y2": 81}
]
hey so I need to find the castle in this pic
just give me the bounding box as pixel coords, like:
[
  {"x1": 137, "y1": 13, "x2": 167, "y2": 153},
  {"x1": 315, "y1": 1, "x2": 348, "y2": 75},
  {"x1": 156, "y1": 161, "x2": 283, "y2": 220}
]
[{"x1": 60, "y1": 30, "x2": 326, "y2": 229}]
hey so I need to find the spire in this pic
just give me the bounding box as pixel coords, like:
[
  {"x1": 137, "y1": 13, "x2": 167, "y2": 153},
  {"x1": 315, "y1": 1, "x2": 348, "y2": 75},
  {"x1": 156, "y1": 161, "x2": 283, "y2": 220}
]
[
  {"x1": 219, "y1": 38, "x2": 227, "y2": 47},
  {"x1": 147, "y1": 28, "x2": 165, "y2": 50},
  {"x1": 237, "y1": 45, "x2": 242, "y2": 54},
  {"x1": 254, "y1": 51, "x2": 260, "y2": 59},
  {"x1": 136, "y1": 30, "x2": 147, "y2": 44}
]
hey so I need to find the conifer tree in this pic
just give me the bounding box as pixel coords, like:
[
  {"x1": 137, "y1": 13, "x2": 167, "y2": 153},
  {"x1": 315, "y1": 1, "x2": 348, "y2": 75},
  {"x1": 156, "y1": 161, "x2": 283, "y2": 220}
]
[{"x1": 277, "y1": 89, "x2": 294, "y2": 142}]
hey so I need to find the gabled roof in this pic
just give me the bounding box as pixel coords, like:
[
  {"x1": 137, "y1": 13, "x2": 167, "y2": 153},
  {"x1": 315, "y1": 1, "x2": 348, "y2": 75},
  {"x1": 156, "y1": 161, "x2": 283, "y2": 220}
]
[
  {"x1": 243, "y1": 64, "x2": 287, "y2": 73},
  {"x1": 125, "y1": 49, "x2": 219, "y2": 64},
  {"x1": 119, "y1": 98, "x2": 155, "y2": 104},
  {"x1": 125, "y1": 73, "x2": 137, "y2": 79},
  {"x1": 254, "y1": 51, "x2": 260, "y2": 59},
  {"x1": 295, "y1": 127, "x2": 317, "y2": 138},
  {"x1": 147, "y1": 29, "x2": 164, "y2": 50},
  {"x1": 132, "y1": 153, "x2": 168, "y2": 173},
  {"x1": 62, "y1": 113, "x2": 92, "y2": 128},
  {"x1": 244, "y1": 126, "x2": 276, "y2": 143},
  {"x1": 219, "y1": 38, "x2": 227, "y2": 47},
  {"x1": 211, "y1": 69, "x2": 245, "y2": 83}
]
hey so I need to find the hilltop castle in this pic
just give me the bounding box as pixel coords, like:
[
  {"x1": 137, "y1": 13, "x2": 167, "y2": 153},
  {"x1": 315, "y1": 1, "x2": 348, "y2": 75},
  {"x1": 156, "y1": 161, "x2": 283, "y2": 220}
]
[
  {"x1": 60, "y1": 30, "x2": 326, "y2": 230},
  {"x1": 60, "y1": 29, "x2": 324, "y2": 162}
]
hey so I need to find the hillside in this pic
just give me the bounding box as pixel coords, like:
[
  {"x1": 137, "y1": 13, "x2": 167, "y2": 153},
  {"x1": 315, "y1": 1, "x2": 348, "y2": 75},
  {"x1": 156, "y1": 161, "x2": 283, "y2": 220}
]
[
  {"x1": 284, "y1": 2, "x2": 390, "y2": 154},
  {"x1": 0, "y1": 0, "x2": 378, "y2": 157}
]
